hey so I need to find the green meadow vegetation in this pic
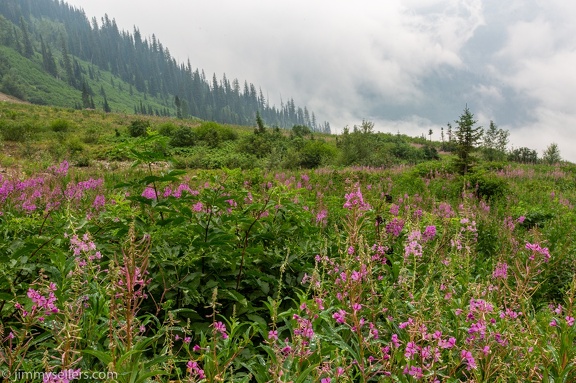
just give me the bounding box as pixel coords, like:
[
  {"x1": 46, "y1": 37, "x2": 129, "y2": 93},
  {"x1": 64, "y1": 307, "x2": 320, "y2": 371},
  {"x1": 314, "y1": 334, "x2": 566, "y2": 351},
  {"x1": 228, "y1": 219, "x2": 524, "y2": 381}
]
[{"x1": 1, "y1": 100, "x2": 575, "y2": 382}]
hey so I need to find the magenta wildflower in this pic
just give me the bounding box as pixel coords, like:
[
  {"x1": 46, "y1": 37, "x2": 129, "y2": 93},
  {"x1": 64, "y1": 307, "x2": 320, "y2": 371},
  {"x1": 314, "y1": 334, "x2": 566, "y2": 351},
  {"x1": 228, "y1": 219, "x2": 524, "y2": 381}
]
[
  {"x1": 405, "y1": 365, "x2": 423, "y2": 379},
  {"x1": 343, "y1": 187, "x2": 371, "y2": 211},
  {"x1": 525, "y1": 242, "x2": 551, "y2": 262},
  {"x1": 213, "y1": 321, "x2": 229, "y2": 339},
  {"x1": 141, "y1": 186, "x2": 157, "y2": 200},
  {"x1": 404, "y1": 341, "x2": 419, "y2": 359},
  {"x1": 192, "y1": 201, "x2": 204, "y2": 212},
  {"x1": 492, "y1": 262, "x2": 508, "y2": 279},
  {"x1": 461, "y1": 350, "x2": 477, "y2": 370},
  {"x1": 187, "y1": 361, "x2": 206, "y2": 379},
  {"x1": 333, "y1": 309, "x2": 347, "y2": 324},
  {"x1": 391, "y1": 333, "x2": 401, "y2": 348},
  {"x1": 268, "y1": 330, "x2": 278, "y2": 340},
  {"x1": 316, "y1": 209, "x2": 328, "y2": 224},
  {"x1": 386, "y1": 218, "x2": 405, "y2": 237}
]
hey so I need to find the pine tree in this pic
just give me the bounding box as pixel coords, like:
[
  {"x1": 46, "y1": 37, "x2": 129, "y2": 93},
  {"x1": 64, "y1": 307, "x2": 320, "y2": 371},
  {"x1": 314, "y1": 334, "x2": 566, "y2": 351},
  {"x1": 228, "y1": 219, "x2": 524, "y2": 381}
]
[
  {"x1": 19, "y1": 17, "x2": 34, "y2": 58},
  {"x1": 103, "y1": 96, "x2": 111, "y2": 113},
  {"x1": 453, "y1": 106, "x2": 483, "y2": 174}
]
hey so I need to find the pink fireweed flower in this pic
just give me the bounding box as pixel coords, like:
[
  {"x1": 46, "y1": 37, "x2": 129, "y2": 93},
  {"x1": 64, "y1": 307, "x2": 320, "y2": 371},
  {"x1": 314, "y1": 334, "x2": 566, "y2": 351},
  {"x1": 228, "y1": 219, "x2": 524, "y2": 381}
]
[
  {"x1": 268, "y1": 330, "x2": 278, "y2": 340},
  {"x1": 436, "y1": 202, "x2": 455, "y2": 218},
  {"x1": 399, "y1": 317, "x2": 414, "y2": 329},
  {"x1": 391, "y1": 333, "x2": 401, "y2": 348},
  {"x1": 141, "y1": 186, "x2": 157, "y2": 200},
  {"x1": 186, "y1": 361, "x2": 206, "y2": 379},
  {"x1": 422, "y1": 225, "x2": 437, "y2": 241},
  {"x1": 461, "y1": 350, "x2": 478, "y2": 370},
  {"x1": 192, "y1": 201, "x2": 204, "y2": 212},
  {"x1": 333, "y1": 309, "x2": 347, "y2": 324},
  {"x1": 92, "y1": 194, "x2": 106, "y2": 209},
  {"x1": 389, "y1": 204, "x2": 400, "y2": 215},
  {"x1": 404, "y1": 341, "x2": 419, "y2": 359},
  {"x1": 525, "y1": 242, "x2": 551, "y2": 262},
  {"x1": 213, "y1": 321, "x2": 229, "y2": 339},
  {"x1": 316, "y1": 209, "x2": 328, "y2": 224},
  {"x1": 386, "y1": 218, "x2": 405, "y2": 237},
  {"x1": 27, "y1": 287, "x2": 59, "y2": 317},
  {"x1": 566, "y1": 316, "x2": 575, "y2": 326},
  {"x1": 405, "y1": 366, "x2": 423, "y2": 379},
  {"x1": 439, "y1": 337, "x2": 456, "y2": 349},
  {"x1": 343, "y1": 187, "x2": 371, "y2": 211},
  {"x1": 492, "y1": 262, "x2": 508, "y2": 279},
  {"x1": 48, "y1": 160, "x2": 70, "y2": 176}
]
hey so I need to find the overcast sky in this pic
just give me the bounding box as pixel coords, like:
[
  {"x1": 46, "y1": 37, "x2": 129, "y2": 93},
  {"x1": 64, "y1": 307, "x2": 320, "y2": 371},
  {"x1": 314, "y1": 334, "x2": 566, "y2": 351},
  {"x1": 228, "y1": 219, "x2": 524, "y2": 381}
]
[{"x1": 64, "y1": 0, "x2": 576, "y2": 161}]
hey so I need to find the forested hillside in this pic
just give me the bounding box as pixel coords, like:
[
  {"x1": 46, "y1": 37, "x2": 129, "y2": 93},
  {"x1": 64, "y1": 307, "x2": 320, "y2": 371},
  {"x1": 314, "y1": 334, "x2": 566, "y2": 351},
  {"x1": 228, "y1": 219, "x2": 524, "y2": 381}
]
[{"x1": 0, "y1": 0, "x2": 330, "y2": 131}]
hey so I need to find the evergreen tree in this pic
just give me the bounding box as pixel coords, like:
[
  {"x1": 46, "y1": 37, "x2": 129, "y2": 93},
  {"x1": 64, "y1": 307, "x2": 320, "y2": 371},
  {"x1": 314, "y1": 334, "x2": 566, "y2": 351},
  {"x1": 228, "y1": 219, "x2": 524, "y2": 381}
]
[
  {"x1": 61, "y1": 35, "x2": 75, "y2": 87},
  {"x1": 103, "y1": 95, "x2": 111, "y2": 113},
  {"x1": 453, "y1": 106, "x2": 483, "y2": 174},
  {"x1": 19, "y1": 17, "x2": 33, "y2": 58}
]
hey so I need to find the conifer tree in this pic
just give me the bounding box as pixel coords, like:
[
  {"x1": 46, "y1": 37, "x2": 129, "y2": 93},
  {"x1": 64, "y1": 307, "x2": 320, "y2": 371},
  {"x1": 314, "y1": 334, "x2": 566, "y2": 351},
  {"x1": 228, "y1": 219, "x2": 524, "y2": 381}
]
[
  {"x1": 453, "y1": 106, "x2": 483, "y2": 174},
  {"x1": 19, "y1": 17, "x2": 33, "y2": 58}
]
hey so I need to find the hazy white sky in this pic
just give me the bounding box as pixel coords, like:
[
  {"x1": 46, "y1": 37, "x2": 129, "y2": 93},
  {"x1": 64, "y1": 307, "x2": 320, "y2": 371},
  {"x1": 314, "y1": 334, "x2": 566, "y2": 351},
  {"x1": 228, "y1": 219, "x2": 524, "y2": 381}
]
[{"x1": 64, "y1": 0, "x2": 576, "y2": 161}]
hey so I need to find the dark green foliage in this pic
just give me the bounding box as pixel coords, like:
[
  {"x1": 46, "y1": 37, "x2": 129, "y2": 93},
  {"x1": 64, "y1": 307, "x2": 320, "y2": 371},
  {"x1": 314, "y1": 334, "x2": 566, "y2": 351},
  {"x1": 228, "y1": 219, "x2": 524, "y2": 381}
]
[
  {"x1": 0, "y1": 120, "x2": 33, "y2": 142},
  {"x1": 158, "y1": 122, "x2": 178, "y2": 137},
  {"x1": 509, "y1": 147, "x2": 538, "y2": 164},
  {"x1": 128, "y1": 119, "x2": 150, "y2": 137},
  {"x1": 422, "y1": 145, "x2": 440, "y2": 160},
  {"x1": 292, "y1": 125, "x2": 311, "y2": 138},
  {"x1": 170, "y1": 126, "x2": 196, "y2": 147},
  {"x1": 467, "y1": 172, "x2": 508, "y2": 201},
  {"x1": 518, "y1": 210, "x2": 555, "y2": 230},
  {"x1": 255, "y1": 111, "x2": 266, "y2": 134},
  {"x1": 50, "y1": 118, "x2": 71, "y2": 132},
  {"x1": 298, "y1": 140, "x2": 337, "y2": 169},
  {"x1": 195, "y1": 121, "x2": 238, "y2": 148}
]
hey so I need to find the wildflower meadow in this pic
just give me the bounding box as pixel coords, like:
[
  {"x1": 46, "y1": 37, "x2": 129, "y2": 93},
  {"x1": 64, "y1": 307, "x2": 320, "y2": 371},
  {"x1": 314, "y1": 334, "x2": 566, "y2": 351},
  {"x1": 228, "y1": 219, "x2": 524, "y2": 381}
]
[{"x1": 1, "y1": 149, "x2": 575, "y2": 382}]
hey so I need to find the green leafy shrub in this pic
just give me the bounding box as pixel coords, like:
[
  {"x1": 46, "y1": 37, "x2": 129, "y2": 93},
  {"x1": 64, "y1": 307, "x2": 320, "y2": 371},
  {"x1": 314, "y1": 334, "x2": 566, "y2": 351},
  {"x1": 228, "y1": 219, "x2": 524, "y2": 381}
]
[
  {"x1": 467, "y1": 171, "x2": 508, "y2": 200},
  {"x1": 157, "y1": 122, "x2": 178, "y2": 137},
  {"x1": 49, "y1": 119, "x2": 71, "y2": 132},
  {"x1": 170, "y1": 126, "x2": 196, "y2": 147},
  {"x1": 128, "y1": 119, "x2": 150, "y2": 137},
  {"x1": 195, "y1": 121, "x2": 238, "y2": 148},
  {"x1": 0, "y1": 121, "x2": 33, "y2": 142},
  {"x1": 298, "y1": 140, "x2": 337, "y2": 168}
]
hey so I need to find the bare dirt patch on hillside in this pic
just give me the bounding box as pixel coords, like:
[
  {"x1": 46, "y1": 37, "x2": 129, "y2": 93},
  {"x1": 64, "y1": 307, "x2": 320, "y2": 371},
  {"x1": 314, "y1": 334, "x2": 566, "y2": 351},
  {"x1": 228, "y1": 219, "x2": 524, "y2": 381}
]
[{"x1": 0, "y1": 92, "x2": 29, "y2": 104}]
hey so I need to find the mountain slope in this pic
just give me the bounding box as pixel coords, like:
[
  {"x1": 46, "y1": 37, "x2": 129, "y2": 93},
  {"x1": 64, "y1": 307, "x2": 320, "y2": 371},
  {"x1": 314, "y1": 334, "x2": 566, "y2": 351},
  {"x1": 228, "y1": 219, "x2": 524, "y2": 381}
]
[{"x1": 0, "y1": 0, "x2": 330, "y2": 132}]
